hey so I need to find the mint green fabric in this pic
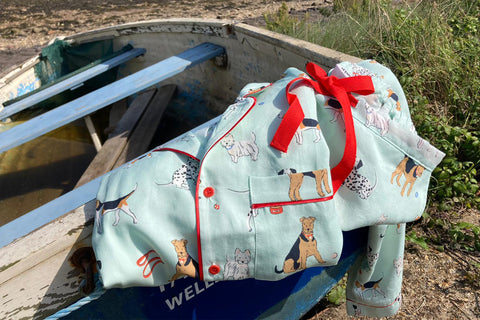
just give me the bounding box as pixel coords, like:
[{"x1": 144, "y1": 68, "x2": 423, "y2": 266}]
[{"x1": 92, "y1": 60, "x2": 444, "y2": 317}]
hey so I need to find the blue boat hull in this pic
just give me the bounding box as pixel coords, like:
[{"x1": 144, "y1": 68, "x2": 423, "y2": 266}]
[{"x1": 57, "y1": 228, "x2": 366, "y2": 319}]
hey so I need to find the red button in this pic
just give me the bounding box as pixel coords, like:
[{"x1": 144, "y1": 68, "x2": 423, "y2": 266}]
[
  {"x1": 203, "y1": 187, "x2": 215, "y2": 198},
  {"x1": 208, "y1": 264, "x2": 220, "y2": 275}
]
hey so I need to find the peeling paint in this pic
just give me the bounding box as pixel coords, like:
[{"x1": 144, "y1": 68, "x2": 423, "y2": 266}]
[
  {"x1": 66, "y1": 219, "x2": 93, "y2": 236},
  {"x1": 3, "y1": 301, "x2": 40, "y2": 320}
]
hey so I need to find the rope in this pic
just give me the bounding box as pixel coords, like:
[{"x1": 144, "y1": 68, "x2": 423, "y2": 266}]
[{"x1": 46, "y1": 274, "x2": 106, "y2": 319}]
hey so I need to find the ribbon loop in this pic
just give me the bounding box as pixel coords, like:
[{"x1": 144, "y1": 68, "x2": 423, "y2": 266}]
[{"x1": 270, "y1": 62, "x2": 375, "y2": 193}]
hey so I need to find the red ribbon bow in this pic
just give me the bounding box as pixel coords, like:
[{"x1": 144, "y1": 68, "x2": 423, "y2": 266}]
[{"x1": 270, "y1": 62, "x2": 375, "y2": 193}]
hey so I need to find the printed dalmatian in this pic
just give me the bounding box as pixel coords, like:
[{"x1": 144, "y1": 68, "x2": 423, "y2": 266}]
[
  {"x1": 156, "y1": 158, "x2": 199, "y2": 190},
  {"x1": 343, "y1": 160, "x2": 377, "y2": 199},
  {"x1": 366, "y1": 246, "x2": 379, "y2": 269}
]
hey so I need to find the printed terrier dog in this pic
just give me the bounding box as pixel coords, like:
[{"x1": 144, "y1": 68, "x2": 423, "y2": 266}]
[
  {"x1": 223, "y1": 248, "x2": 251, "y2": 280},
  {"x1": 221, "y1": 132, "x2": 259, "y2": 163},
  {"x1": 365, "y1": 103, "x2": 390, "y2": 136},
  {"x1": 280, "y1": 168, "x2": 331, "y2": 201},
  {"x1": 295, "y1": 118, "x2": 322, "y2": 144},
  {"x1": 275, "y1": 216, "x2": 325, "y2": 274},
  {"x1": 95, "y1": 184, "x2": 138, "y2": 234},
  {"x1": 388, "y1": 89, "x2": 401, "y2": 111},
  {"x1": 391, "y1": 156, "x2": 425, "y2": 196},
  {"x1": 170, "y1": 239, "x2": 199, "y2": 281}
]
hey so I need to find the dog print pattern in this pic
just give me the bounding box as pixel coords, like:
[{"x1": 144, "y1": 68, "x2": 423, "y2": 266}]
[
  {"x1": 156, "y1": 158, "x2": 199, "y2": 190},
  {"x1": 224, "y1": 248, "x2": 252, "y2": 280},
  {"x1": 221, "y1": 132, "x2": 259, "y2": 163},
  {"x1": 391, "y1": 156, "x2": 425, "y2": 196},
  {"x1": 325, "y1": 98, "x2": 343, "y2": 123},
  {"x1": 280, "y1": 168, "x2": 331, "y2": 201},
  {"x1": 275, "y1": 216, "x2": 325, "y2": 274},
  {"x1": 95, "y1": 184, "x2": 138, "y2": 234},
  {"x1": 343, "y1": 160, "x2": 377, "y2": 199},
  {"x1": 295, "y1": 118, "x2": 322, "y2": 144},
  {"x1": 354, "y1": 278, "x2": 386, "y2": 299},
  {"x1": 365, "y1": 103, "x2": 390, "y2": 136},
  {"x1": 170, "y1": 239, "x2": 199, "y2": 281}
]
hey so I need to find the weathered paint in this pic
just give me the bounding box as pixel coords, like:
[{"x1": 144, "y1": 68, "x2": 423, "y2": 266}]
[
  {"x1": 0, "y1": 19, "x2": 361, "y2": 318},
  {"x1": 0, "y1": 47, "x2": 146, "y2": 120},
  {"x1": 0, "y1": 71, "x2": 40, "y2": 106}
]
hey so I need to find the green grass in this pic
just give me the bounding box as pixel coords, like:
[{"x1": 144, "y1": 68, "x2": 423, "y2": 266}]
[{"x1": 265, "y1": 0, "x2": 480, "y2": 254}]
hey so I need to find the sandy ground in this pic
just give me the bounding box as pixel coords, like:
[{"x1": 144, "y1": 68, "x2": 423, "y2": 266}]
[{"x1": 1, "y1": 0, "x2": 479, "y2": 319}]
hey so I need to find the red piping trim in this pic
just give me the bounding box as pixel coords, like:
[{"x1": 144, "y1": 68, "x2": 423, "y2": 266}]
[
  {"x1": 346, "y1": 295, "x2": 401, "y2": 309},
  {"x1": 153, "y1": 147, "x2": 200, "y2": 161},
  {"x1": 194, "y1": 97, "x2": 257, "y2": 281},
  {"x1": 251, "y1": 194, "x2": 334, "y2": 209}
]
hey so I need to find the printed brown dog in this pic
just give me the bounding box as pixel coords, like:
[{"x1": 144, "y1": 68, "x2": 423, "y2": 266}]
[
  {"x1": 287, "y1": 169, "x2": 331, "y2": 201},
  {"x1": 170, "y1": 239, "x2": 199, "y2": 281},
  {"x1": 391, "y1": 156, "x2": 425, "y2": 196},
  {"x1": 275, "y1": 216, "x2": 325, "y2": 274}
]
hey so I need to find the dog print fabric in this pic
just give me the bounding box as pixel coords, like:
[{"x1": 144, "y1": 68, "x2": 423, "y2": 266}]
[
  {"x1": 92, "y1": 61, "x2": 444, "y2": 318},
  {"x1": 274, "y1": 217, "x2": 326, "y2": 274},
  {"x1": 223, "y1": 248, "x2": 251, "y2": 280}
]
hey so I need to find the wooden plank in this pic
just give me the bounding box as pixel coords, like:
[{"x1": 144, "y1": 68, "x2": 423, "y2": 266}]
[
  {"x1": 0, "y1": 86, "x2": 174, "y2": 246},
  {"x1": 0, "y1": 43, "x2": 225, "y2": 153},
  {"x1": 114, "y1": 84, "x2": 176, "y2": 166},
  {"x1": 106, "y1": 98, "x2": 128, "y2": 137},
  {"x1": 0, "y1": 47, "x2": 146, "y2": 120},
  {"x1": 0, "y1": 201, "x2": 95, "y2": 319},
  {"x1": 74, "y1": 89, "x2": 156, "y2": 188}
]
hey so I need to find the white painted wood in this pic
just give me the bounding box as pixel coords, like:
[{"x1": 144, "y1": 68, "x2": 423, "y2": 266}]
[
  {"x1": 0, "y1": 47, "x2": 146, "y2": 120},
  {"x1": 0, "y1": 43, "x2": 224, "y2": 153},
  {"x1": 0, "y1": 201, "x2": 95, "y2": 319}
]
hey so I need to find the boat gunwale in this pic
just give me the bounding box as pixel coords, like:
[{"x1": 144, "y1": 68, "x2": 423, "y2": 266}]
[
  {"x1": 1, "y1": 18, "x2": 360, "y2": 90},
  {"x1": 0, "y1": 18, "x2": 363, "y2": 319}
]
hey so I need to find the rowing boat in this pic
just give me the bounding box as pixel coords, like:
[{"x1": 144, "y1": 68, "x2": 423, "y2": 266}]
[{"x1": 0, "y1": 19, "x2": 363, "y2": 319}]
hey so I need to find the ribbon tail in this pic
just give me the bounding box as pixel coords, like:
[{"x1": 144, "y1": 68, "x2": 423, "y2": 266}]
[{"x1": 270, "y1": 94, "x2": 305, "y2": 152}]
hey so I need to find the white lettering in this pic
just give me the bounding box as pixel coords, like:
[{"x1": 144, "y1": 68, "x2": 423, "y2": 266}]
[
  {"x1": 184, "y1": 285, "x2": 195, "y2": 301},
  {"x1": 159, "y1": 280, "x2": 175, "y2": 293},
  {"x1": 194, "y1": 282, "x2": 205, "y2": 294},
  {"x1": 163, "y1": 280, "x2": 220, "y2": 311},
  {"x1": 165, "y1": 293, "x2": 183, "y2": 310}
]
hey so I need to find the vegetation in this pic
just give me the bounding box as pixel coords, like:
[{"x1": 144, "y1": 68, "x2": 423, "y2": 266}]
[{"x1": 265, "y1": 0, "x2": 480, "y2": 288}]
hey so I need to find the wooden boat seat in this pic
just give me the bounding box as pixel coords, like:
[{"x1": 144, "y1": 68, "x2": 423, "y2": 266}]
[
  {"x1": 0, "y1": 43, "x2": 225, "y2": 154},
  {"x1": 0, "y1": 45, "x2": 146, "y2": 120},
  {"x1": 0, "y1": 43, "x2": 225, "y2": 247},
  {"x1": 0, "y1": 86, "x2": 176, "y2": 248}
]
